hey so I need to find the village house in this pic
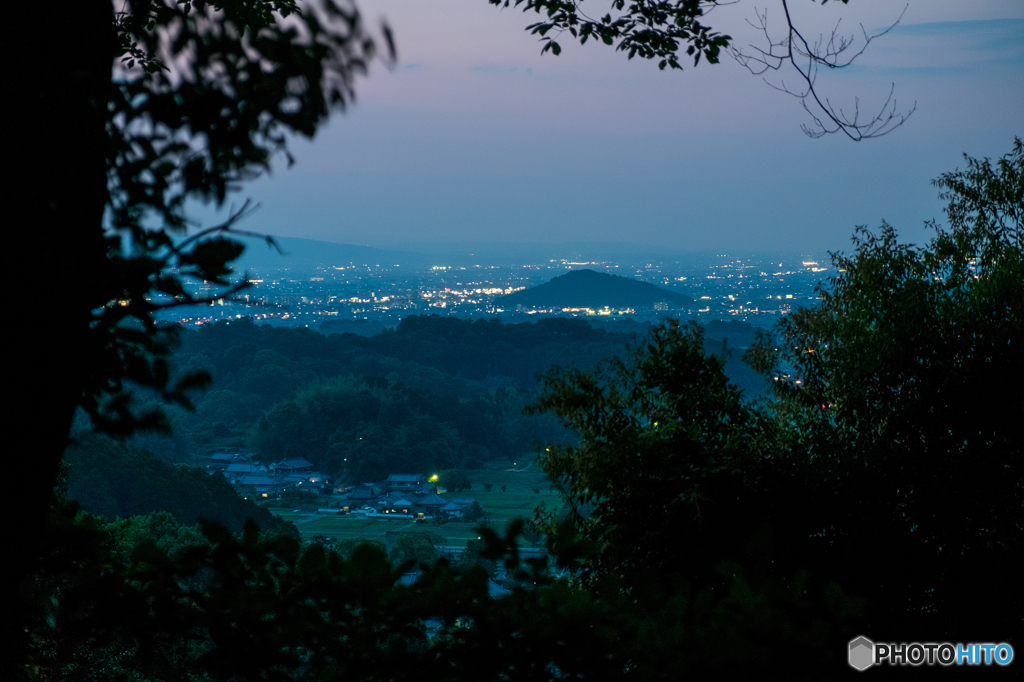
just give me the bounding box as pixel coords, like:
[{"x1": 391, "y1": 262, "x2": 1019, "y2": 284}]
[
  {"x1": 439, "y1": 498, "x2": 476, "y2": 518},
  {"x1": 385, "y1": 473, "x2": 425, "y2": 491},
  {"x1": 223, "y1": 462, "x2": 269, "y2": 478},
  {"x1": 271, "y1": 457, "x2": 314, "y2": 474},
  {"x1": 337, "y1": 475, "x2": 477, "y2": 520},
  {"x1": 280, "y1": 470, "x2": 326, "y2": 490},
  {"x1": 333, "y1": 486, "x2": 376, "y2": 512},
  {"x1": 234, "y1": 474, "x2": 287, "y2": 498},
  {"x1": 205, "y1": 451, "x2": 248, "y2": 472}
]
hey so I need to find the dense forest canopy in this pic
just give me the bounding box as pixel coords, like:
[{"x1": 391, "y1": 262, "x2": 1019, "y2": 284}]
[
  {"x1": 63, "y1": 313, "x2": 769, "y2": 544},
  {"x1": 125, "y1": 314, "x2": 763, "y2": 480},
  {"x1": 61, "y1": 312, "x2": 765, "y2": 543}
]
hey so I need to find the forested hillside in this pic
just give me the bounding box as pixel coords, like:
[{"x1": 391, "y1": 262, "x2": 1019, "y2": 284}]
[
  {"x1": 64, "y1": 434, "x2": 297, "y2": 537},
  {"x1": 131, "y1": 315, "x2": 764, "y2": 481}
]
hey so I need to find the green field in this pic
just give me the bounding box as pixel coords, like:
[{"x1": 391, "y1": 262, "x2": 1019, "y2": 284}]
[
  {"x1": 462, "y1": 469, "x2": 561, "y2": 521},
  {"x1": 279, "y1": 465, "x2": 563, "y2": 546}
]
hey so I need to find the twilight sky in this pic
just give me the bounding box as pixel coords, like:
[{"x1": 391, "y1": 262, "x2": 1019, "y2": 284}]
[{"x1": 213, "y1": 0, "x2": 1023, "y2": 255}]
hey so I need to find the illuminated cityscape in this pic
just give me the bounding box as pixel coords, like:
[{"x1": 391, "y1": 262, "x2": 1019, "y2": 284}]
[{"x1": 161, "y1": 250, "x2": 835, "y2": 330}]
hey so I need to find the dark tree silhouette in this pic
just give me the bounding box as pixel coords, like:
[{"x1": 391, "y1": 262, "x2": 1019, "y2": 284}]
[
  {"x1": 745, "y1": 138, "x2": 1023, "y2": 640},
  {"x1": 7, "y1": 1, "x2": 388, "y2": 673},
  {"x1": 528, "y1": 140, "x2": 1022, "y2": 668}
]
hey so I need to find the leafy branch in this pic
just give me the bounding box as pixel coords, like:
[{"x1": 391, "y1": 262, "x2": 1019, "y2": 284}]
[
  {"x1": 490, "y1": 0, "x2": 732, "y2": 68},
  {"x1": 69, "y1": 0, "x2": 399, "y2": 437}
]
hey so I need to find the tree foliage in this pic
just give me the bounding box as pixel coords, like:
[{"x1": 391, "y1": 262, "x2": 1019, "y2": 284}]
[
  {"x1": 490, "y1": 0, "x2": 730, "y2": 69},
  {"x1": 531, "y1": 139, "x2": 1023, "y2": 656},
  {"x1": 531, "y1": 321, "x2": 774, "y2": 589},
  {"x1": 10, "y1": 3, "x2": 388, "y2": 651},
  {"x1": 744, "y1": 138, "x2": 1023, "y2": 638},
  {"x1": 440, "y1": 468, "x2": 473, "y2": 493},
  {"x1": 64, "y1": 433, "x2": 297, "y2": 537},
  {"x1": 528, "y1": 321, "x2": 861, "y2": 675},
  {"x1": 26, "y1": 507, "x2": 665, "y2": 682},
  {"x1": 59, "y1": 0, "x2": 388, "y2": 438},
  {"x1": 387, "y1": 532, "x2": 444, "y2": 567},
  {"x1": 146, "y1": 314, "x2": 758, "y2": 472}
]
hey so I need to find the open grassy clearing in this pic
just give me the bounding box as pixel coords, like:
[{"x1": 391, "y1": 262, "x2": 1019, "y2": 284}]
[
  {"x1": 296, "y1": 517, "x2": 526, "y2": 546},
  {"x1": 299, "y1": 515, "x2": 418, "y2": 540},
  {"x1": 272, "y1": 511, "x2": 313, "y2": 523},
  {"x1": 461, "y1": 470, "x2": 562, "y2": 520}
]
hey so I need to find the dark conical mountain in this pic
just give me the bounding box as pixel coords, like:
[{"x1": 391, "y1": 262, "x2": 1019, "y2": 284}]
[{"x1": 495, "y1": 269, "x2": 693, "y2": 309}]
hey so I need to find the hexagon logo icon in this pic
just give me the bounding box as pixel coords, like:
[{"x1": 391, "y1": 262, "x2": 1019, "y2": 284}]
[{"x1": 849, "y1": 636, "x2": 874, "y2": 671}]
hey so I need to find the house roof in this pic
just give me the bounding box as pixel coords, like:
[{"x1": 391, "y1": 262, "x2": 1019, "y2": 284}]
[
  {"x1": 236, "y1": 474, "x2": 283, "y2": 486},
  {"x1": 440, "y1": 499, "x2": 474, "y2": 511},
  {"x1": 488, "y1": 580, "x2": 511, "y2": 599},
  {"x1": 415, "y1": 493, "x2": 448, "y2": 507},
  {"x1": 225, "y1": 463, "x2": 263, "y2": 473},
  {"x1": 284, "y1": 470, "x2": 321, "y2": 478},
  {"x1": 380, "y1": 491, "x2": 417, "y2": 503},
  {"x1": 274, "y1": 458, "x2": 313, "y2": 469},
  {"x1": 387, "y1": 473, "x2": 422, "y2": 482},
  {"x1": 397, "y1": 570, "x2": 422, "y2": 586},
  {"x1": 281, "y1": 473, "x2": 322, "y2": 484}
]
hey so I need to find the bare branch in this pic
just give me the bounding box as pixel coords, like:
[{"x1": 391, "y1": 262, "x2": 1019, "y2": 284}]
[
  {"x1": 730, "y1": 1, "x2": 915, "y2": 141},
  {"x1": 103, "y1": 199, "x2": 289, "y2": 321},
  {"x1": 159, "y1": 200, "x2": 269, "y2": 265}
]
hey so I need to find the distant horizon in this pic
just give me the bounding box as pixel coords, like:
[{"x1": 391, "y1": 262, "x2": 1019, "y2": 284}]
[
  {"x1": 191, "y1": 2, "x2": 1022, "y2": 255},
  {"x1": 234, "y1": 233, "x2": 839, "y2": 262}
]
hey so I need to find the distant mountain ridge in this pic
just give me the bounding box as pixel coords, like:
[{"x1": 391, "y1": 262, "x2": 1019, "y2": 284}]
[
  {"x1": 495, "y1": 269, "x2": 693, "y2": 309},
  {"x1": 232, "y1": 236, "x2": 436, "y2": 273}
]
